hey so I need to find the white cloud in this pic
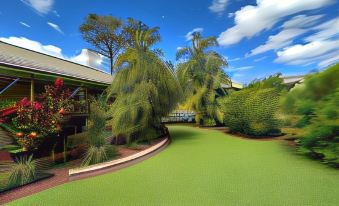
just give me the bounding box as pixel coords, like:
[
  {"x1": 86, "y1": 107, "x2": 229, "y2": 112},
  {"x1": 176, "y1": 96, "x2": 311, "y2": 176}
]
[
  {"x1": 52, "y1": 10, "x2": 60, "y2": 17},
  {"x1": 70, "y1": 49, "x2": 103, "y2": 68},
  {"x1": 247, "y1": 14, "x2": 324, "y2": 57},
  {"x1": 272, "y1": 16, "x2": 339, "y2": 67},
  {"x1": 318, "y1": 53, "x2": 339, "y2": 68},
  {"x1": 0, "y1": 36, "x2": 63, "y2": 58},
  {"x1": 185, "y1": 28, "x2": 203, "y2": 41},
  {"x1": 209, "y1": 0, "x2": 228, "y2": 15},
  {"x1": 21, "y1": 0, "x2": 54, "y2": 15},
  {"x1": 304, "y1": 17, "x2": 339, "y2": 42},
  {"x1": 226, "y1": 57, "x2": 241, "y2": 62},
  {"x1": 282, "y1": 15, "x2": 323, "y2": 29},
  {"x1": 248, "y1": 28, "x2": 306, "y2": 57},
  {"x1": 47, "y1": 22, "x2": 63, "y2": 34},
  {"x1": 227, "y1": 66, "x2": 253, "y2": 72},
  {"x1": 275, "y1": 40, "x2": 339, "y2": 65},
  {"x1": 217, "y1": 0, "x2": 333, "y2": 46},
  {"x1": 0, "y1": 36, "x2": 103, "y2": 68},
  {"x1": 20, "y1": 22, "x2": 31, "y2": 28},
  {"x1": 254, "y1": 56, "x2": 267, "y2": 62}
]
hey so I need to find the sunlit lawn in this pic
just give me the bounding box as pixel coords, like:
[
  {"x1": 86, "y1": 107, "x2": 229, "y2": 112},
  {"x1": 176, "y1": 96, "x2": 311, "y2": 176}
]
[{"x1": 8, "y1": 126, "x2": 339, "y2": 206}]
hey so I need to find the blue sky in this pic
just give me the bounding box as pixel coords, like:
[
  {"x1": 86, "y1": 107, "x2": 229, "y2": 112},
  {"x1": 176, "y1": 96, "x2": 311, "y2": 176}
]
[{"x1": 0, "y1": 0, "x2": 338, "y2": 84}]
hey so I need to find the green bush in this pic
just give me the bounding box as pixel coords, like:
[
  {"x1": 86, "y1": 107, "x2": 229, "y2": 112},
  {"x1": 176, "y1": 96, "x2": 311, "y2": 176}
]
[
  {"x1": 221, "y1": 88, "x2": 281, "y2": 136},
  {"x1": 282, "y1": 64, "x2": 339, "y2": 167},
  {"x1": 0, "y1": 99, "x2": 17, "y2": 110},
  {"x1": 202, "y1": 118, "x2": 216, "y2": 127},
  {"x1": 8, "y1": 155, "x2": 36, "y2": 187},
  {"x1": 82, "y1": 145, "x2": 117, "y2": 166},
  {"x1": 82, "y1": 99, "x2": 117, "y2": 166}
]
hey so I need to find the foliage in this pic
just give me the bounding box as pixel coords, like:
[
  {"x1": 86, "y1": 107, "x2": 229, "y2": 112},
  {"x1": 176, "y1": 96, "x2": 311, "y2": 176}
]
[
  {"x1": 0, "y1": 99, "x2": 16, "y2": 110},
  {"x1": 82, "y1": 145, "x2": 117, "y2": 166},
  {"x1": 11, "y1": 78, "x2": 71, "y2": 150},
  {"x1": 7, "y1": 155, "x2": 36, "y2": 187},
  {"x1": 282, "y1": 64, "x2": 339, "y2": 167},
  {"x1": 10, "y1": 126, "x2": 339, "y2": 206},
  {"x1": 247, "y1": 73, "x2": 288, "y2": 92},
  {"x1": 80, "y1": 14, "x2": 127, "y2": 75},
  {"x1": 81, "y1": 99, "x2": 117, "y2": 166},
  {"x1": 176, "y1": 32, "x2": 229, "y2": 126},
  {"x1": 221, "y1": 87, "x2": 282, "y2": 136},
  {"x1": 108, "y1": 21, "x2": 181, "y2": 142}
]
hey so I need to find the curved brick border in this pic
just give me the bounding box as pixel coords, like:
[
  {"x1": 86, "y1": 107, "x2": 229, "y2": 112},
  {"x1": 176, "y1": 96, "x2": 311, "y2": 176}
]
[{"x1": 69, "y1": 137, "x2": 170, "y2": 177}]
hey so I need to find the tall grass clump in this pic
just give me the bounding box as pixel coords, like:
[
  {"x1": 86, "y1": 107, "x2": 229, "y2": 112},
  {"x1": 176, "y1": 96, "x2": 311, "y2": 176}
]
[
  {"x1": 7, "y1": 155, "x2": 36, "y2": 187},
  {"x1": 82, "y1": 99, "x2": 116, "y2": 166}
]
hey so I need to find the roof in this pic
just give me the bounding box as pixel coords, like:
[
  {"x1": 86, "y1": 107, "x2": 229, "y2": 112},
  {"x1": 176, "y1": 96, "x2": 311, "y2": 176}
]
[
  {"x1": 281, "y1": 75, "x2": 304, "y2": 84},
  {"x1": 221, "y1": 82, "x2": 243, "y2": 89},
  {"x1": 0, "y1": 41, "x2": 113, "y2": 85}
]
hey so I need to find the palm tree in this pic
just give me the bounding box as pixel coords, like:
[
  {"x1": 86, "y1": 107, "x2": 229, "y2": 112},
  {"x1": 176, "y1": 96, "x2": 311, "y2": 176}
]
[
  {"x1": 108, "y1": 22, "x2": 181, "y2": 143},
  {"x1": 176, "y1": 32, "x2": 230, "y2": 126}
]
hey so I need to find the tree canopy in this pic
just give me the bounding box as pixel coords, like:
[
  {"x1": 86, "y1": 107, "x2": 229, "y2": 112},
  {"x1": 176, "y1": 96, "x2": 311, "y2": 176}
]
[
  {"x1": 176, "y1": 32, "x2": 229, "y2": 126},
  {"x1": 108, "y1": 21, "x2": 182, "y2": 142},
  {"x1": 80, "y1": 14, "x2": 127, "y2": 75}
]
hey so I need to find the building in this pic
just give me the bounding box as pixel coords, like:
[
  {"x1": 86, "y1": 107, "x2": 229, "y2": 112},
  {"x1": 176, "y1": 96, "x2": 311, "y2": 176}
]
[
  {"x1": 281, "y1": 75, "x2": 305, "y2": 89},
  {"x1": 0, "y1": 41, "x2": 113, "y2": 134}
]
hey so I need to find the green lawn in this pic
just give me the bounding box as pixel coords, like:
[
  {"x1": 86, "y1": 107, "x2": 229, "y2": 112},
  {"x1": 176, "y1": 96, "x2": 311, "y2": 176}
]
[{"x1": 7, "y1": 126, "x2": 339, "y2": 206}]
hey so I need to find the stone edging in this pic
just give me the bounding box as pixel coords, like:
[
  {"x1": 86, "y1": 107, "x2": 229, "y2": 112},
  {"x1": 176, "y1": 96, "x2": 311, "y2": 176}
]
[{"x1": 69, "y1": 137, "x2": 169, "y2": 177}]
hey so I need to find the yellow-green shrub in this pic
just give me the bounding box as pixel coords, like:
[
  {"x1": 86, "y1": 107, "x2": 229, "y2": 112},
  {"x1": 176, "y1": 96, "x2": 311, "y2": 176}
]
[{"x1": 221, "y1": 88, "x2": 281, "y2": 136}]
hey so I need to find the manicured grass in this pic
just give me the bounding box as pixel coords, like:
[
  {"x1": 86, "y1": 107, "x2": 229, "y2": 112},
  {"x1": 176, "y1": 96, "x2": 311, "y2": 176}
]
[{"x1": 7, "y1": 126, "x2": 339, "y2": 205}]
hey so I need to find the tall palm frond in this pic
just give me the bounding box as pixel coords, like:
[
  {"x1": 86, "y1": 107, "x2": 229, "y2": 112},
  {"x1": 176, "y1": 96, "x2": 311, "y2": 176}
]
[
  {"x1": 176, "y1": 32, "x2": 229, "y2": 126},
  {"x1": 108, "y1": 23, "x2": 182, "y2": 142}
]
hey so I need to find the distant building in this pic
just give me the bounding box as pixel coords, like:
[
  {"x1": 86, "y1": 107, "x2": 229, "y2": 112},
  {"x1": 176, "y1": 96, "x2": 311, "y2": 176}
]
[
  {"x1": 221, "y1": 82, "x2": 243, "y2": 90},
  {"x1": 281, "y1": 75, "x2": 305, "y2": 88}
]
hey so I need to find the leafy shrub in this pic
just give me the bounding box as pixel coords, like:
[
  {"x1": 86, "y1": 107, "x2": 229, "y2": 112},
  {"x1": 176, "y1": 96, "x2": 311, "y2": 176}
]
[
  {"x1": 8, "y1": 155, "x2": 36, "y2": 187},
  {"x1": 82, "y1": 99, "x2": 117, "y2": 166},
  {"x1": 202, "y1": 118, "x2": 216, "y2": 127},
  {"x1": 82, "y1": 145, "x2": 117, "y2": 166},
  {"x1": 10, "y1": 78, "x2": 71, "y2": 151},
  {"x1": 282, "y1": 64, "x2": 339, "y2": 167},
  {"x1": 0, "y1": 99, "x2": 17, "y2": 110},
  {"x1": 221, "y1": 88, "x2": 281, "y2": 136}
]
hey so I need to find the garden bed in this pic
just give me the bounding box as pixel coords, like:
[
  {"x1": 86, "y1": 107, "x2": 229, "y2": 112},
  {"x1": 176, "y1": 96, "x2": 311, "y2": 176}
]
[
  {"x1": 69, "y1": 137, "x2": 169, "y2": 177},
  {"x1": 0, "y1": 173, "x2": 53, "y2": 193},
  {"x1": 0, "y1": 136, "x2": 169, "y2": 204}
]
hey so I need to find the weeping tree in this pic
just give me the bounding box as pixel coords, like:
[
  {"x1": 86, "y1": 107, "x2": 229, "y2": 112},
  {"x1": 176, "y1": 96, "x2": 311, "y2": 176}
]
[
  {"x1": 176, "y1": 32, "x2": 230, "y2": 126},
  {"x1": 108, "y1": 22, "x2": 182, "y2": 143}
]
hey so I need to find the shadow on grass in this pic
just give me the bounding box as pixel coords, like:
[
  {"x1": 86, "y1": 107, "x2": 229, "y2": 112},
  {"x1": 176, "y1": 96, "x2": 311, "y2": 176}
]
[{"x1": 168, "y1": 127, "x2": 203, "y2": 143}]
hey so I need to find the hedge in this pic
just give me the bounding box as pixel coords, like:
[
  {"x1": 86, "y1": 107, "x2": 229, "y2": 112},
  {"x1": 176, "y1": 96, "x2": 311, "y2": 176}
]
[{"x1": 221, "y1": 88, "x2": 281, "y2": 136}]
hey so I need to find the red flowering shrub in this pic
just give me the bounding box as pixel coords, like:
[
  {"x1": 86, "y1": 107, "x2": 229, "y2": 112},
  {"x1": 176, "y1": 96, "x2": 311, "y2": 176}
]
[{"x1": 12, "y1": 78, "x2": 71, "y2": 150}]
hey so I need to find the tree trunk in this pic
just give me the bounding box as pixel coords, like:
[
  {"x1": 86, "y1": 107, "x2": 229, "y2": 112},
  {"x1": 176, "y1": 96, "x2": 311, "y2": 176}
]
[{"x1": 110, "y1": 55, "x2": 114, "y2": 75}]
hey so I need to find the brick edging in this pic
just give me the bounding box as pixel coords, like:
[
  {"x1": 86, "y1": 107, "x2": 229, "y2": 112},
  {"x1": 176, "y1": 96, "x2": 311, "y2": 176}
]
[{"x1": 69, "y1": 137, "x2": 169, "y2": 177}]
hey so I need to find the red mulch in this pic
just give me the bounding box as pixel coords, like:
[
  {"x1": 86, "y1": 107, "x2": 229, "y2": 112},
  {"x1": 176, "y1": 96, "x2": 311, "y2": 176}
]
[{"x1": 0, "y1": 138, "x2": 167, "y2": 205}]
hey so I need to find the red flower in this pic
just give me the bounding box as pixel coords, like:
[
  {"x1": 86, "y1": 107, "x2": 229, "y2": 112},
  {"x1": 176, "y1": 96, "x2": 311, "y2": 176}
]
[
  {"x1": 17, "y1": 97, "x2": 31, "y2": 107},
  {"x1": 16, "y1": 132, "x2": 24, "y2": 138},
  {"x1": 55, "y1": 78, "x2": 64, "y2": 88},
  {"x1": 59, "y1": 108, "x2": 65, "y2": 115},
  {"x1": 28, "y1": 132, "x2": 37, "y2": 139},
  {"x1": 33, "y1": 102, "x2": 42, "y2": 110},
  {"x1": 0, "y1": 107, "x2": 17, "y2": 117}
]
